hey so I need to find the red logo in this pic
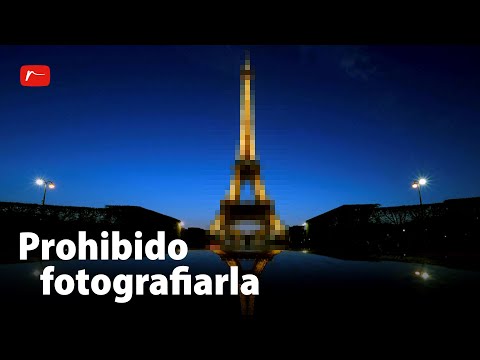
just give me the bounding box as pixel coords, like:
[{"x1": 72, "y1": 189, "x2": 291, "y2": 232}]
[{"x1": 20, "y1": 65, "x2": 50, "y2": 87}]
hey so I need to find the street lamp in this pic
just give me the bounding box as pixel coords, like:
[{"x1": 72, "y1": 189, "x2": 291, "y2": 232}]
[
  {"x1": 411, "y1": 178, "x2": 427, "y2": 206},
  {"x1": 36, "y1": 178, "x2": 55, "y2": 205},
  {"x1": 412, "y1": 178, "x2": 428, "y2": 252}
]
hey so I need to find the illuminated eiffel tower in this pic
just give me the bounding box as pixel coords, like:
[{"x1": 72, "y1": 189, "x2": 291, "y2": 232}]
[{"x1": 209, "y1": 52, "x2": 288, "y2": 251}]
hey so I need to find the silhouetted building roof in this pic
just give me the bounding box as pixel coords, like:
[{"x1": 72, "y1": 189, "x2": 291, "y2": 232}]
[
  {"x1": 0, "y1": 202, "x2": 180, "y2": 224},
  {"x1": 443, "y1": 197, "x2": 480, "y2": 207},
  {"x1": 104, "y1": 205, "x2": 180, "y2": 223},
  {"x1": 306, "y1": 197, "x2": 480, "y2": 226},
  {"x1": 307, "y1": 204, "x2": 380, "y2": 223}
]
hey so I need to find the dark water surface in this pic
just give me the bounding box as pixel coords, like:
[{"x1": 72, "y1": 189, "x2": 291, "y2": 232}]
[{"x1": 2, "y1": 250, "x2": 479, "y2": 325}]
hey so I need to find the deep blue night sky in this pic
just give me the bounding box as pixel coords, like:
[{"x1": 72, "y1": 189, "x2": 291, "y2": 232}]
[{"x1": 1, "y1": 45, "x2": 479, "y2": 228}]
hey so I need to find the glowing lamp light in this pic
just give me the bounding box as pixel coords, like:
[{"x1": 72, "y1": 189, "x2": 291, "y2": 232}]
[
  {"x1": 35, "y1": 178, "x2": 55, "y2": 205},
  {"x1": 411, "y1": 177, "x2": 427, "y2": 206}
]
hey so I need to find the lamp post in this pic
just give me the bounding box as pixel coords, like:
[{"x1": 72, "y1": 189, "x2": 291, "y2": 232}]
[
  {"x1": 36, "y1": 178, "x2": 55, "y2": 205},
  {"x1": 412, "y1": 178, "x2": 427, "y2": 251},
  {"x1": 411, "y1": 178, "x2": 427, "y2": 206}
]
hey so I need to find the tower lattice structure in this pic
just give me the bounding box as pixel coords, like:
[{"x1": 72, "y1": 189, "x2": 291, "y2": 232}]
[{"x1": 209, "y1": 53, "x2": 288, "y2": 251}]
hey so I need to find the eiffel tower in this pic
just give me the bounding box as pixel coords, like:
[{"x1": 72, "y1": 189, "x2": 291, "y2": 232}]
[{"x1": 209, "y1": 52, "x2": 288, "y2": 251}]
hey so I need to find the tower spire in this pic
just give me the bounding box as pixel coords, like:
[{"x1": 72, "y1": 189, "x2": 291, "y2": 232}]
[{"x1": 239, "y1": 50, "x2": 255, "y2": 160}]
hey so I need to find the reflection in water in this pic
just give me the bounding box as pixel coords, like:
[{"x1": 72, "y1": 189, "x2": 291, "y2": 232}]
[
  {"x1": 414, "y1": 267, "x2": 430, "y2": 280},
  {"x1": 5, "y1": 249, "x2": 480, "y2": 326},
  {"x1": 33, "y1": 269, "x2": 42, "y2": 277},
  {"x1": 213, "y1": 250, "x2": 281, "y2": 318},
  {"x1": 32, "y1": 260, "x2": 45, "y2": 277}
]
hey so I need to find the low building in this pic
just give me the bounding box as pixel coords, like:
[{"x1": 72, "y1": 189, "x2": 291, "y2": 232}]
[
  {"x1": 0, "y1": 202, "x2": 181, "y2": 261},
  {"x1": 305, "y1": 197, "x2": 480, "y2": 256},
  {"x1": 288, "y1": 225, "x2": 307, "y2": 249},
  {"x1": 180, "y1": 227, "x2": 208, "y2": 249},
  {"x1": 305, "y1": 204, "x2": 380, "y2": 255}
]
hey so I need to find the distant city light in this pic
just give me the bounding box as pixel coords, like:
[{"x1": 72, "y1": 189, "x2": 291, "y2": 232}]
[{"x1": 415, "y1": 271, "x2": 420, "y2": 275}]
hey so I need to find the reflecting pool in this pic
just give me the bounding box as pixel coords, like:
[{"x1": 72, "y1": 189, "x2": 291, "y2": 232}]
[{"x1": 2, "y1": 250, "x2": 479, "y2": 324}]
